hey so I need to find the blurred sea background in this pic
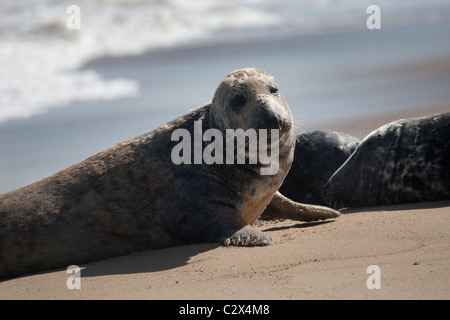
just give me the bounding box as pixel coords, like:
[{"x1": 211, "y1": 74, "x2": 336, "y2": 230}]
[{"x1": 1, "y1": 0, "x2": 450, "y2": 193}]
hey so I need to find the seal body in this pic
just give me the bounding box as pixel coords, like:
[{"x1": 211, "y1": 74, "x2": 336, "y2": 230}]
[
  {"x1": 0, "y1": 68, "x2": 298, "y2": 279},
  {"x1": 278, "y1": 130, "x2": 360, "y2": 205},
  {"x1": 325, "y1": 112, "x2": 450, "y2": 209}
]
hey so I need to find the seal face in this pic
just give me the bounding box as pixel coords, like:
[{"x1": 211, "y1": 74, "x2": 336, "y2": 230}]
[
  {"x1": 207, "y1": 68, "x2": 296, "y2": 224},
  {"x1": 0, "y1": 68, "x2": 298, "y2": 279},
  {"x1": 278, "y1": 130, "x2": 360, "y2": 205},
  {"x1": 325, "y1": 112, "x2": 450, "y2": 209},
  {"x1": 212, "y1": 69, "x2": 293, "y2": 135}
]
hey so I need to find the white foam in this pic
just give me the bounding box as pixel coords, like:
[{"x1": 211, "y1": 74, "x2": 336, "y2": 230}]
[
  {"x1": 0, "y1": 0, "x2": 284, "y2": 123},
  {"x1": 1, "y1": 0, "x2": 449, "y2": 123}
]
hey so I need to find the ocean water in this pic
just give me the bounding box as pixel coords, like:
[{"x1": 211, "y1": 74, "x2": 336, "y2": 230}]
[{"x1": 1, "y1": 0, "x2": 450, "y2": 124}]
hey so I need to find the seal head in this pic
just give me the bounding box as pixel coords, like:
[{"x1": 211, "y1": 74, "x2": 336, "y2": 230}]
[
  {"x1": 212, "y1": 68, "x2": 293, "y2": 135},
  {"x1": 207, "y1": 68, "x2": 295, "y2": 225}
]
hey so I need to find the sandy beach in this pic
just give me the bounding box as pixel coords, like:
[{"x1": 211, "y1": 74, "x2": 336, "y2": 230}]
[
  {"x1": 1, "y1": 3, "x2": 450, "y2": 302},
  {"x1": 1, "y1": 201, "x2": 449, "y2": 300}
]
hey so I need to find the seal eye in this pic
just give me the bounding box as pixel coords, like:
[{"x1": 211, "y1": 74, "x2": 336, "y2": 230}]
[
  {"x1": 230, "y1": 94, "x2": 247, "y2": 109},
  {"x1": 269, "y1": 85, "x2": 279, "y2": 96}
]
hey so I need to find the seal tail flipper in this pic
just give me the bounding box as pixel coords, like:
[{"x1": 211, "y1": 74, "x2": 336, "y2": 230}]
[{"x1": 261, "y1": 191, "x2": 340, "y2": 222}]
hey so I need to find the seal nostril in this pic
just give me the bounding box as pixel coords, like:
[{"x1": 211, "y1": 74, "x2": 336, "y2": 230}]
[{"x1": 261, "y1": 109, "x2": 280, "y2": 130}]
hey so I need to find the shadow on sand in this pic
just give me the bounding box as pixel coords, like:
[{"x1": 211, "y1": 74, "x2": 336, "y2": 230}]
[{"x1": 79, "y1": 243, "x2": 219, "y2": 278}]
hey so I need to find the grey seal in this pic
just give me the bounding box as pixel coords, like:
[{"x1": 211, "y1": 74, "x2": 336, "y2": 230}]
[
  {"x1": 278, "y1": 130, "x2": 360, "y2": 206},
  {"x1": 324, "y1": 112, "x2": 450, "y2": 209},
  {"x1": 0, "y1": 68, "x2": 339, "y2": 279}
]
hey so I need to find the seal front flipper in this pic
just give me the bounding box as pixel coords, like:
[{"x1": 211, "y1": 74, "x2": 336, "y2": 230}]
[
  {"x1": 261, "y1": 191, "x2": 340, "y2": 222},
  {"x1": 222, "y1": 225, "x2": 272, "y2": 247}
]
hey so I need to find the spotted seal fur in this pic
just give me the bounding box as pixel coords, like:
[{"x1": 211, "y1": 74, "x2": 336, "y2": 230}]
[{"x1": 325, "y1": 112, "x2": 450, "y2": 209}]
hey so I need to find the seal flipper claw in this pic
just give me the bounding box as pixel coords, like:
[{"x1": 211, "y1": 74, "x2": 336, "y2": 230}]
[
  {"x1": 261, "y1": 191, "x2": 340, "y2": 222},
  {"x1": 222, "y1": 226, "x2": 272, "y2": 247}
]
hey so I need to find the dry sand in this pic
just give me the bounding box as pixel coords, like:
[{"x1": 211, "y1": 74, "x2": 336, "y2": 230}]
[{"x1": 1, "y1": 201, "x2": 449, "y2": 300}]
